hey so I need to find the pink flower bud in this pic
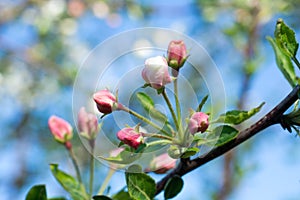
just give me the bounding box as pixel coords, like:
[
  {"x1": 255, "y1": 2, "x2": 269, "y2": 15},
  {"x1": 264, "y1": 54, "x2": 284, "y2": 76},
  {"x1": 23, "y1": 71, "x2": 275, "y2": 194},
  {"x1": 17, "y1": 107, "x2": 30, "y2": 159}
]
[
  {"x1": 167, "y1": 40, "x2": 187, "y2": 70},
  {"x1": 188, "y1": 112, "x2": 209, "y2": 135},
  {"x1": 150, "y1": 153, "x2": 177, "y2": 174},
  {"x1": 117, "y1": 127, "x2": 143, "y2": 149},
  {"x1": 93, "y1": 89, "x2": 119, "y2": 114},
  {"x1": 77, "y1": 107, "x2": 99, "y2": 140},
  {"x1": 142, "y1": 56, "x2": 172, "y2": 89},
  {"x1": 48, "y1": 115, "x2": 73, "y2": 143}
]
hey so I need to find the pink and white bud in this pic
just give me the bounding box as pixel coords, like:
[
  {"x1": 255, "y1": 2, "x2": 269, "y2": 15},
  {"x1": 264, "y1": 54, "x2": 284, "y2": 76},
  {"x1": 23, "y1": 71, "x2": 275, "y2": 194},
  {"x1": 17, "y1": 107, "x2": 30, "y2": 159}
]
[
  {"x1": 188, "y1": 112, "x2": 209, "y2": 135},
  {"x1": 117, "y1": 127, "x2": 143, "y2": 149},
  {"x1": 142, "y1": 56, "x2": 172, "y2": 89},
  {"x1": 48, "y1": 115, "x2": 73, "y2": 143},
  {"x1": 77, "y1": 107, "x2": 99, "y2": 140},
  {"x1": 167, "y1": 40, "x2": 187, "y2": 71},
  {"x1": 150, "y1": 153, "x2": 177, "y2": 174},
  {"x1": 93, "y1": 89, "x2": 120, "y2": 114}
]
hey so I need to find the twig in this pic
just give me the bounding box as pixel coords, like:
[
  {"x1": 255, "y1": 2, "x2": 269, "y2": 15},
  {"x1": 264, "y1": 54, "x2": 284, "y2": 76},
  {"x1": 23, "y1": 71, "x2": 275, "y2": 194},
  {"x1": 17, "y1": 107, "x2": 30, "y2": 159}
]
[{"x1": 155, "y1": 85, "x2": 300, "y2": 195}]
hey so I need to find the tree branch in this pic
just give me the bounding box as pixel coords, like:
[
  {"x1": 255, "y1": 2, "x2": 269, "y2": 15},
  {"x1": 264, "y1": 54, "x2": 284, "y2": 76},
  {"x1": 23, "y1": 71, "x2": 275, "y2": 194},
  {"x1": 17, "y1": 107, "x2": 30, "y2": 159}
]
[{"x1": 155, "y1": 85, "x2": 300, "y2": 195}]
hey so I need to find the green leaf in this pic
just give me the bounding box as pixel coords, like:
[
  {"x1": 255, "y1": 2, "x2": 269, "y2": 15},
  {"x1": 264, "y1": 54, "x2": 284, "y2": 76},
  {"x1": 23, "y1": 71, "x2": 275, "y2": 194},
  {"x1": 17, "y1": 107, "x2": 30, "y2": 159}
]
[
  {"x1": 267, "y1": 36, "x2": 297, "y2": 87},
  {"x1": 136, "y1": 92, "x2": 154, "y2": 112},
  {"x1": 180, "y1": 147, "x2": 199, "y2": 158},
  {"x1": 127, "y1": 164, "x2": 143, "y2": 173},
  {"x1": 49, "y1": 164, "x2": 88, "y2": 200},
  {"x1": 164, "y1": 175, "x2": 184, "y2": 199},
  {"x1": 196, "y1": 95, "x2": 209, "y2": 112},
  {"x1": 214, "y1": 103, "x2": 265, "y2": 125},
  {"x1": 136, "y1": 92, "x2": 168, "y2": 123},
  {"x1": 125, "y1": 170, "x2": 156, "y2": 200},
  {"x1": 92, "y1": 196, "x2": 113, "y2": 200},
  {"x1": 25, "y1": 185, "x2": 47, "y2": 200},
  {"x1": 48, "y1": 198, "x2": 67, "y2": 200},
  {"x1": 112, "y1": 190, "x2": 134, "y2": 200},
  {"x1": 207, "y1": 125, "x2": 239, "y2": 147},
  {"x1": 275, "y1": 18, "x2": 299, "y2": 58}
]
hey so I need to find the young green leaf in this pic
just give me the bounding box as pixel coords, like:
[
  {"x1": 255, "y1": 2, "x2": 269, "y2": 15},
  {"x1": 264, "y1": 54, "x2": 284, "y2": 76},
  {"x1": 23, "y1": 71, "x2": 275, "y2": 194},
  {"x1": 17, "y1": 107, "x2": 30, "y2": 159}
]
[
  {"x1": 207, "y1": 125, "x2": 239, "y2": 147},
  {"x1": 25, "y1": 185, "x2": 47, "y2": 200},
  {"x1": 112, "y1": 189, "x2": 134, "y2": 200},
  {"x1": 180, "y1": 147, "x2": 200, "y2": 158},
  {"x1": 164, "y1": 175, "x2": 184, "y2": 199},
  {"x1": 275, "y1": 18, "x2": 299, "y2": 58},
  {"x1": 268, "y1": 35, "x2": 297, "y2": 86},
  {"x1": 267, "y1": 36, "x2": 297, "y2": 87},
  {"x1": 136, "y1": 92, "x2": 168, "y2": 122},
  {"x1": 213, "y1": 102, "x2": 265, "y2": 125},
  {"x1": 125, "y1": 170, "x2": 156, "y2": 200},
  {"x1": 196, "y1": 94, "x2": 209, "y2": 112},
  {"x1": 136, "y1": 92, "x2": 154, "y2": 112},
  {"x1": 49, "y1": 164, "x2": 88, "y2": 200}
]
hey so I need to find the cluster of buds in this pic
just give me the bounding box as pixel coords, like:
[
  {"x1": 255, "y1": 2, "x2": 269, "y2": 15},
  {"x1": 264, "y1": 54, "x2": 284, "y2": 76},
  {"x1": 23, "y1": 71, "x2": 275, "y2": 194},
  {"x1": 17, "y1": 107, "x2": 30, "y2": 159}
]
[
  {"x1": 141, "y1": 40, "x2": 188, "y2": 90},
  {"x1": 46, "y1": 39, "x2": 212, "y2": 185},
  {"x1": 48, "y1": 107, "x2": 100, "y2": 148}
]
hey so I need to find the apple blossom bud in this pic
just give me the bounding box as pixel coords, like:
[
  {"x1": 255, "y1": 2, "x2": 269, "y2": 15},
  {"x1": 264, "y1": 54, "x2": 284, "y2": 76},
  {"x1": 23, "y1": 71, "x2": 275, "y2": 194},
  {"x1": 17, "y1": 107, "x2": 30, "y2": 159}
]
[
  {"x1": 188, "y1": 112, "x2": 209, "y2": 135},
  {"x1": 117, "y1": 127, "x2": 143, "y2": 149},
  {"x1": 167, "y1": 40, "x2": 187, "y2": 71},
  {"x1": 142, "y1": 56, "x2": 172, "y2": 89},
  {"x1": 150, "y1": 153, "x2": 177, "y2": 174},
  {"x1": 93, "y1": 89, "x2": 120, "y2": 114},
  {"x1": 77, "y1": 107, "x2": 99, "y2": 140},
  {"x1": 48, "y1": 115, "x2": 73, "y2": 143}
]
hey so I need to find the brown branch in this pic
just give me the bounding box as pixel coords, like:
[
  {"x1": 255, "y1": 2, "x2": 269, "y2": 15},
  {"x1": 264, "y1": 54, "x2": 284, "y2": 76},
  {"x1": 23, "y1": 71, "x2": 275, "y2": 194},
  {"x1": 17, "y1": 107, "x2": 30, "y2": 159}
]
[{"x1": 155, "y1": 85, "x2": 300, "y2": 195}]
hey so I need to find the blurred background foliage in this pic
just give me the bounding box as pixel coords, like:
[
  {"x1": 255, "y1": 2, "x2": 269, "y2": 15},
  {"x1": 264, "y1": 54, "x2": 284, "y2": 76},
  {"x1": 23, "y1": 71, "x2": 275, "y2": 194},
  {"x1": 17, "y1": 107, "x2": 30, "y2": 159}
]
[{"x1": 1, "y1": 0, "x2": 300, "y2": 199}]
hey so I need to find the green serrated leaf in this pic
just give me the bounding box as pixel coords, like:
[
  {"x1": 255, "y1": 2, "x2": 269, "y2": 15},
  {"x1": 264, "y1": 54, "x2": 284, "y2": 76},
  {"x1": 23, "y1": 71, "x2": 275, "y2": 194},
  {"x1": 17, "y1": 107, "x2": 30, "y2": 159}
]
[
  {"x1": 49, "y1": 164, "x2": 88, "y2": 200},
  {"x1": 164, "y1": 175, "x2": 184, "y2": 199},
  {"x1": 125, "y1": 171, "x2": 156, "y2": 200},
  {"x1": 180, "y1": 147, "x2": 199, "y2": 158},
  {"x1": 214, "y1": 102, "x2": 265, "y2": 125},
  {"x1": 92, "y1": 195, "x2": 113, "y2": 200},
  {"x1": 267, "y1": 36, "x2": 297, "y2": 87},
  {"x1": 207, "y1": 125, "x2": 239, "y2": 147},
  {"x1": 275, "y1": 18, "x2": 299, "y2": 58},
  {"x1": 25, "y1": 185, "x2": 47, "y2": 200},
  {"x1": 112, "y1": 189, "x2": 134, "y2": 200}
]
